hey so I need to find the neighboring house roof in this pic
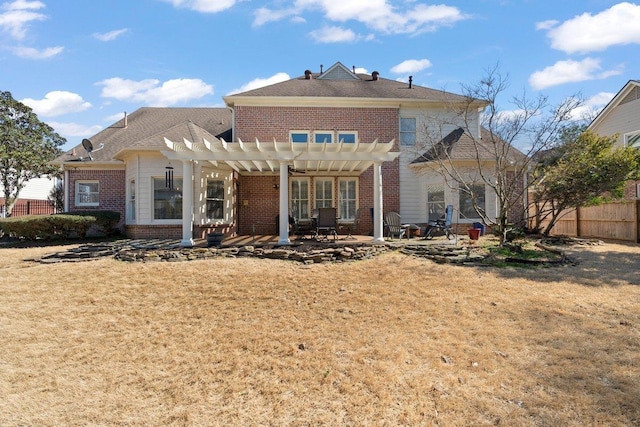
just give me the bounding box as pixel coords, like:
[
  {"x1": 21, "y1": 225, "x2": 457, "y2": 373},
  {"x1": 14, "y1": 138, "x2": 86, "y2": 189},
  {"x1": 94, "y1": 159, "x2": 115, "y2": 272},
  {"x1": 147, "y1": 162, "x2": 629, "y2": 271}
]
[
  {"x1": 411, "y1": 127, "x2": 526, "y2": 164},
  {"x1": 224, "y1": 62, "x2": 477, "y2": 107},
  {"x1": 588, "y1": 79, "x2": 640, "y2": 131},
  {"x1": 53, "y1": 107, "x2": 232, "y2": 164}
]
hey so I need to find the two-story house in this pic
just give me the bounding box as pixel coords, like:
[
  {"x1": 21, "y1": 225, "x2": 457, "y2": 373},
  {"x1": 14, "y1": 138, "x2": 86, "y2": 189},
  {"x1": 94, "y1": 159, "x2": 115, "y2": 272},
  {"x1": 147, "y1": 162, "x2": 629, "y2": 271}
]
[{"x1": 53, "y1": 61, "x2": 511, "y2": 246}]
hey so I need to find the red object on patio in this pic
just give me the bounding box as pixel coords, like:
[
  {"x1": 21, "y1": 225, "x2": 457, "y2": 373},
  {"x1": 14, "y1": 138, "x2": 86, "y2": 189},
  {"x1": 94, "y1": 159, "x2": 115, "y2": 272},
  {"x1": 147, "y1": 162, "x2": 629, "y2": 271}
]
[{"x1": 468, "y1": 228, "x2": 481, "y2": 240}]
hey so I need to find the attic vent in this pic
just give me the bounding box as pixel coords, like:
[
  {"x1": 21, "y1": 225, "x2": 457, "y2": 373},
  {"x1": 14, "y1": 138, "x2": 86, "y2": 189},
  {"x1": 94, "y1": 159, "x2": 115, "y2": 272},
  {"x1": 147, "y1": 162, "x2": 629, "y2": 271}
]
[
  {"x1": 304, "y1": 70, "x2": 312, "y2": 80},
  {"x1": 372, "y1": 71, "x2": 379, "y2": 81},
  {"x1": 621, "y1": 86, "x2": 640, "y2": 105}
]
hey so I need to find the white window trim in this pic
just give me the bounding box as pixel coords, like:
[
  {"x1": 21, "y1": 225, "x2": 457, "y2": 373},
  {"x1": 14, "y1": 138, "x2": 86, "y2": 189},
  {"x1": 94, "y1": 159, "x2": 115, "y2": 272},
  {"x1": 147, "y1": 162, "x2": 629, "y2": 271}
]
[
  {"x1": 624, "y1": 130, "x2": 640, "y2": 148},
  {"x1": 338, "y1": 177, "x2": 359, "y2": 220},
  {"x1": 151, "y1": 176, "x2": 183, "y2": 224},
  {"x1": 127, "y1": 179, "x2": 136, "y2": 223},
  {"x1": 314, "y1": 177, "x2": 334, "y2": 209},
  {"x1": 290, "y1": 176, "x2": 311, "y2": 220},
  {"x1": 313, "y1": 131, "x2": 334, "y2": 144},
  {"x1": 75, "y1": 180, "x2": 99, "y2": 207},
  {"x1": 337, "y1": 131, "x2": 358, "y2": 144},
  {"x1": 206, "y1": 178, "x2": 225, "y2": 222},
  {"x1": 400, "y1": 117, "x2": 417, "y2": 146},
  {"x1": 290, "y1": 130, "x2": 310, "y2": 143}
]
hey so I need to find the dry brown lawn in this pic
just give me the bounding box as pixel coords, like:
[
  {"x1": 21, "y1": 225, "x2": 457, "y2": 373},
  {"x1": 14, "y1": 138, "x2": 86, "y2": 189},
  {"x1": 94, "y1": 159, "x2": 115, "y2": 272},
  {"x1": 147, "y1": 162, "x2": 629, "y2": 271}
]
[{"x1": 1, "y1": 241, "x2": 639, "y2": 426}]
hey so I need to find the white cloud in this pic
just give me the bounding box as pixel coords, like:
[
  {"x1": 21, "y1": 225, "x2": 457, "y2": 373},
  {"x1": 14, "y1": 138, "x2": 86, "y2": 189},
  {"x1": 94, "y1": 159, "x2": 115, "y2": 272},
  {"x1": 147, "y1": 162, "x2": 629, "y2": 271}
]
[
  {"x1": 534, "y1": 19, "x2": 557, "y2": 31},
  {"x1": 528, "y1": 58, "x2": 622, "y2": 90},
  {"x1": 309, "y1": 25, "x2": 357, "y2": 43},
  {"x1": 11, "y1": 45, "x2": 62, "y2": 58},
  {"x1": 161, "y1": 0, "x2": 236, "y2": 13},
  {"x1": 253, "y1": 7, "x2": 298, "y2": 27},
  {"x1": 93, "y1": 28, "x2": 128, "y2": 42},
  {"x1": 254, "y1": 1, "x2": 468, "y2": 35},
  {"x1": 542, "y1": 2, "x2": 640, "y2": 54},
  {"x1": 48, "y1": 121, "x2": 102, "y2": 138},
  {"x1": 391, "y1": 59, "x2": 432, "y2": 74},
  {"x1": 0, "y1": 0, "x2": 46, "y2": 40},
  {"x1": 21, "y1": 91, "x2": 91, "y2": 117},
  {"x1": 569, "y1": 91, "x2": 617, "y2": 121},
  {"x1": 228, "y1": 72, "x2": 290, "y2": 95},
  {"x1": 97, "y1": 77, "x2": 214, "y2": 106}
]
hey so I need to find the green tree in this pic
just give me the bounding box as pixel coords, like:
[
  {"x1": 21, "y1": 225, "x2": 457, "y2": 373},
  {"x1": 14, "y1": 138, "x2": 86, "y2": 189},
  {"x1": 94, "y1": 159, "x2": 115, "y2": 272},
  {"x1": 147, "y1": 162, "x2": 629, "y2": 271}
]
[
  {"x1": 531, "y1": 127, "x2": 640, "y2": 235},
  {"x1": 0, "y1": 91, "x2": 65, "y2": 215}
]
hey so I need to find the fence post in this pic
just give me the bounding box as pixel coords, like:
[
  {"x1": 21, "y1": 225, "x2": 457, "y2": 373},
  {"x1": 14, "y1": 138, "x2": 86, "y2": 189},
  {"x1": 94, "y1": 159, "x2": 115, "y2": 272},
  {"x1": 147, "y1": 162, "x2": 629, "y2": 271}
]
[{"x1": 575, "y1": 207, "x2": 580, "y2": 237}]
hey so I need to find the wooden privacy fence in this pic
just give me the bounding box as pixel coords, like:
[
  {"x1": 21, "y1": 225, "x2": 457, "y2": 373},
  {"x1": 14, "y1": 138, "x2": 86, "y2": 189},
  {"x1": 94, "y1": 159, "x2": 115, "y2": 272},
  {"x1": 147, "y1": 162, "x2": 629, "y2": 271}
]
[
  {"x1": 1, "y1": 200, "x2": 55, "y2": 218},
  {"x1": 536, "y1": 200, "x2": 640, "y2": 243}
]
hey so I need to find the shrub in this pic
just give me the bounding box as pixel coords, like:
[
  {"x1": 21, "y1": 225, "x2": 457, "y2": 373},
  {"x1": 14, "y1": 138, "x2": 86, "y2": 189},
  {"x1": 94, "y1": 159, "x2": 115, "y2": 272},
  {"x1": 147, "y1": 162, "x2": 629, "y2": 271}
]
[
  {"x1": 68, "y1": 210, "x2": 121, "y2": 236},
  {"x1": 0, "y1": 214, "x2": 97, "y2": 240}
]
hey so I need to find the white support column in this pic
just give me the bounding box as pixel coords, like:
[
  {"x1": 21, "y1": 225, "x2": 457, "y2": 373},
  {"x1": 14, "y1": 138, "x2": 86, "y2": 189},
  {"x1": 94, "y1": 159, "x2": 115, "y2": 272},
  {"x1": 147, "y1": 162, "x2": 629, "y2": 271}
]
[
  {"x1": 372, "y1": 161, "x2": 385, "y2": 243},
  {"x1": 180, "y1": 160, "x2": 194, "y2": 247},
  {"x1": 278, "y1": 161, "x2": 291, "y2": 245},
  {"x1": 63, "y1": 168, "x2": 69, "y2": 212}
]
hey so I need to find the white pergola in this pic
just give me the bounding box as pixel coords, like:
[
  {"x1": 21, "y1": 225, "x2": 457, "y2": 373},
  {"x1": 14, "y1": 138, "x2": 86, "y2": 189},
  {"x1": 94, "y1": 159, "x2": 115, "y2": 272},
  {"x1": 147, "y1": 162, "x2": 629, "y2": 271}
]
[{"x1": 162, "y1": 137, "x2": 400, "y2": 247}]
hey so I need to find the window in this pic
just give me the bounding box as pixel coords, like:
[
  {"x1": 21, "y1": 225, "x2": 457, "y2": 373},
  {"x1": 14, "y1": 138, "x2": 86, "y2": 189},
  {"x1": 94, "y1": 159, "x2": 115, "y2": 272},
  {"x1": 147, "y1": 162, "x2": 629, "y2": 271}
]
[
  {"x1": 314, "y1": 132, "x2": 333, "y2": 144},
  {"x1": 338, "y1": 132, "x2": 357, "y2": 143},
  {"x1": 206, "y1": 179, "x2": 225, "y2": 221},
  {"x1": 426, "y1": 185, "x2": 445, "y2": 222},
  {"x1": 400, "y1": 117, "x2": 416, "y2": 146},
  {"x1": 339, "y1": 178, "x2": 357, "y2": 220},
  {"x1": 459, "y1": 183, "x2": 485, "y2": 219},
  {"x1": 624, "y1": 131, "x2": 640, "y2": 148},
  {"x1": 315, "y1": 178, "x2": 333, "y2": 209},
  {"x1": 75, "y1": 180, "x2": 99, "y2": 207},
  {"x1": 290, "y1": 131, "x2": 309, "y2": 143},
  {"x1": 128, "y1": 179, "x2": 135, "y2": 221},
  {"x1": 290, "y1": 178, "x2": 309, "y2": 220},
  {"x1": 153, "y1": 177, "x2": 182, "y2": 220}
]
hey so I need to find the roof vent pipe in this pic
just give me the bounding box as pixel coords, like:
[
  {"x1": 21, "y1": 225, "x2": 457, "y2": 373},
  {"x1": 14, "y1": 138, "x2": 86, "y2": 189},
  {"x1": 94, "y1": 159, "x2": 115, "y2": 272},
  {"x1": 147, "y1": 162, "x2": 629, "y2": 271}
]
[
  {"x1": 320, "y1": 64, "x2": 323, "y2": 74},
  {"x1": 352, "y1": 65, "x2": 356, "y2": 73},
  {"x1": 304, "y1": 70, "x2": 312, "y2": 80},
  {"x1": 372, "y1": 71, "x2": 379, "y2": 81},
  {"x1": 409, "y1": 76, "x2": 413, "y2": 89},
  {"x1": 124, "y1": 112, "x2": 128, "y2": 128}
]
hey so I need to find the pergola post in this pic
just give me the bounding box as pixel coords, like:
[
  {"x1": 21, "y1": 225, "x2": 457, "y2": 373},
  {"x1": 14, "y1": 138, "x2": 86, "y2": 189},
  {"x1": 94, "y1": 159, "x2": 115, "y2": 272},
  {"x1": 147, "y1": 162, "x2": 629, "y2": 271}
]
[
  {"x1": 372, "y1": 161, "x2": 385, "y2": 243},
  {"x1": 277, "y1": 161, "x2": 291, "y2": 245},
  {"x1": 180, "y1": 160, "x2": 194, "y2": 247}
]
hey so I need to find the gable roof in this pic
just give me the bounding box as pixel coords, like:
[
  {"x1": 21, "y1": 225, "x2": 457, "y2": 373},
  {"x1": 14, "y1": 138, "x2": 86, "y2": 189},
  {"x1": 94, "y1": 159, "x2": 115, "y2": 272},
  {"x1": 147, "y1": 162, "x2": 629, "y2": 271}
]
[
  {"x1": 53, "y1": 107, "x2": 232, "y2": 164},
  {"x1": 412, "y1": 127, "x2": 525, "y2": 164},
  {"x1": 588, "y1": 79, "x2": 640, "y2": 131},
  {"x1": 224, "y1": 62, "x2": 478, "y2": 107}
]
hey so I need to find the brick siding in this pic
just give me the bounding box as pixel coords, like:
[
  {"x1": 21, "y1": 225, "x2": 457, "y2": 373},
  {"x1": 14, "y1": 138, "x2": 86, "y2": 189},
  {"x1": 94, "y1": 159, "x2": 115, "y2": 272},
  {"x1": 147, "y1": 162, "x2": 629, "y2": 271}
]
[
  {"x1": 234, "y1": 106, "x2": 400, "y2": 236},
  {"x1": 68, "y1": 170, "x2": 126, "y2": 231}
]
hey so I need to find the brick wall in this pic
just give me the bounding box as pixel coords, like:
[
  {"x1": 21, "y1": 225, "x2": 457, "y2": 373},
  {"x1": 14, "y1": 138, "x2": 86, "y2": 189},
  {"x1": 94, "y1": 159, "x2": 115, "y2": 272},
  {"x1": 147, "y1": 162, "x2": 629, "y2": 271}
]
[
  {"x1": 68, "y1": 169, "x2": 126, "y2": 230},
  {"x1": 234, "y1": 106, "x2": 400, "y2": 236}
]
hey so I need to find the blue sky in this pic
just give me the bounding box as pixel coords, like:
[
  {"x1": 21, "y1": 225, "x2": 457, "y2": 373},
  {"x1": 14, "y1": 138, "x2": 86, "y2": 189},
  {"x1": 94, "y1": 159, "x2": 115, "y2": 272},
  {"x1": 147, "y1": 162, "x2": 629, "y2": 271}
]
[{"x1": 1, "y1": 0, "x2": 639, "y2": 151}]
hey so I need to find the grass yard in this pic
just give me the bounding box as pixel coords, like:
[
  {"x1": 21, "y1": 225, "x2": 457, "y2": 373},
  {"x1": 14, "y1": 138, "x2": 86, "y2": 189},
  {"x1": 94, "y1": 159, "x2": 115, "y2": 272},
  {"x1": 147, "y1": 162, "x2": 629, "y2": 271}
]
[{"x1": 1, "y1": 240, "x2": 639, "y2": 426}]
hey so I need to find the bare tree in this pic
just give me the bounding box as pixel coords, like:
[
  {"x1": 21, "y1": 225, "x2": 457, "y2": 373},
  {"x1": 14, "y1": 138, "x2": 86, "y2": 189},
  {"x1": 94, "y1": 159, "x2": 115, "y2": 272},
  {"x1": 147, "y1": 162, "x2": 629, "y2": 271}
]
[{"x1": 410, "y1": 65, "x2": 584, "y2": 244}]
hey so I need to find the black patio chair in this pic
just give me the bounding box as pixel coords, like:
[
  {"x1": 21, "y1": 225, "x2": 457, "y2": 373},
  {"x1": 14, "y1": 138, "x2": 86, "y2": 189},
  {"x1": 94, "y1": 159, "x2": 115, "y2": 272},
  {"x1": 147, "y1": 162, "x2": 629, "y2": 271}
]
[{"x1": 423, "y1": 204, "x2": 455, "y2": 240}]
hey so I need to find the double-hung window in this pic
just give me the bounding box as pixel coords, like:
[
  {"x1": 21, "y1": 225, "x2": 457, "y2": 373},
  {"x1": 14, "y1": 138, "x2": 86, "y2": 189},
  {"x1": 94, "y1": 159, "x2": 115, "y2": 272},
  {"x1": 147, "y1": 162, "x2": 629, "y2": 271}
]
[
  {"x1": 426, "y1": 185, "x2": 445, "y2": 222},
  {"x1": 75, "y1": 180, "x2": 99, "y2": 207},
  {"x1": 153, "y1": 177, "x2": 183, "y2": 220},
  {"x1": 400, "y1": 117, "x2": 416, "y2": 146},
  {"x1": 338, "y1": 178, "x2": 357, "y2": 220},
  {"x1": 315, "y1": 178, "x2": 333, "y2": 209},
  {"x1": 459, "y1": 183, "x2": 485, "y2": 219},
  {"x1": 290, "y1": 178, "x2": 310, "y2": 220},
  {"x1": 206, "y1": 179, "x2": 225, "y2": 222}
]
